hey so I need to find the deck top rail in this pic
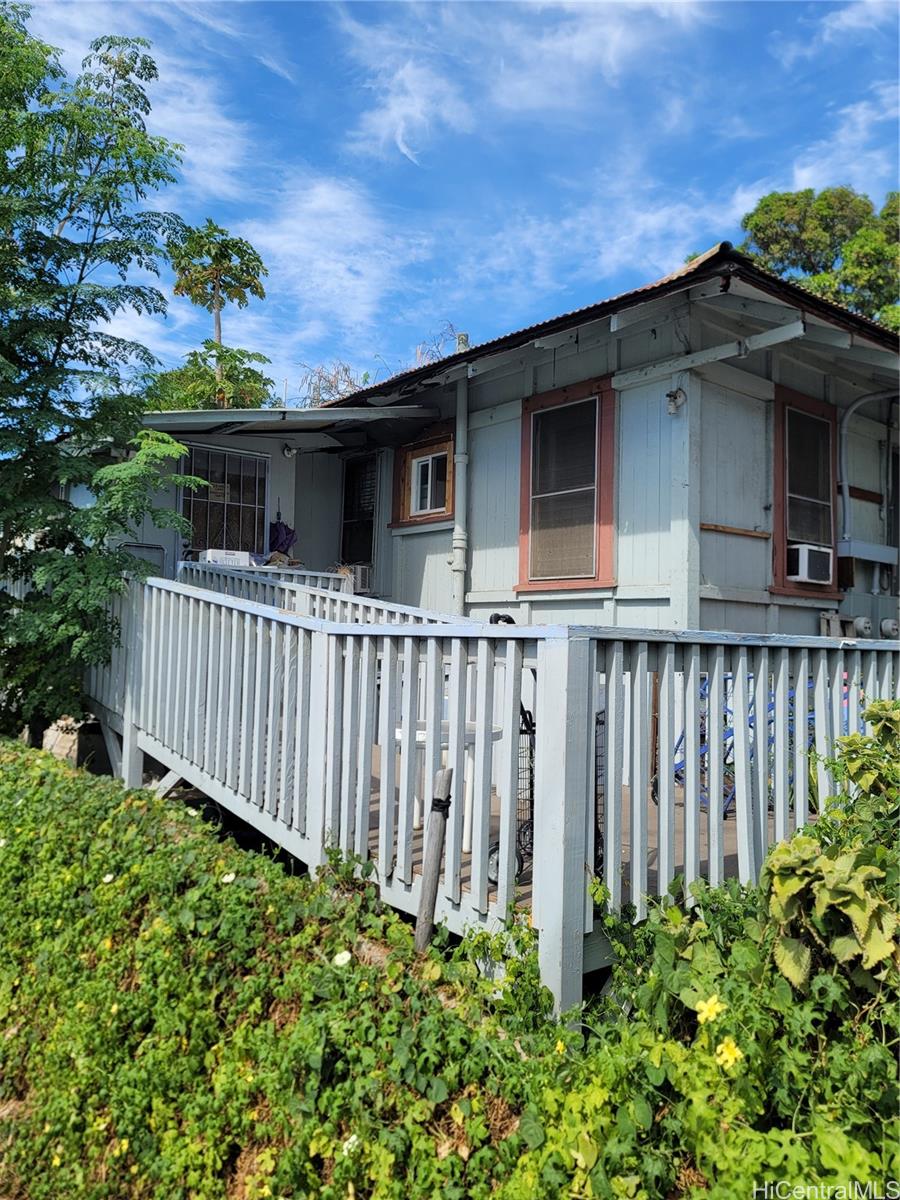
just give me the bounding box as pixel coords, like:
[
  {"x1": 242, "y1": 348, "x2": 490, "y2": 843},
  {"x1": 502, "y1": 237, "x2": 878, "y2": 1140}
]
[
  {"x1": 85, "y1": 574, "x2": 899, "y2": 1011},
  {"x1": 177, "y1": 562, "x2": 471, "y2": 627}
]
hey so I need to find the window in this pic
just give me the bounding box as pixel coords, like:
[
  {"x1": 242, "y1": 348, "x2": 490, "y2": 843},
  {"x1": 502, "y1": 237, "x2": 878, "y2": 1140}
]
[
  {"x1": 772, "y1": 387, "x2": 838, "y2": 595},
  {"x1": 530, "y1": 400, "x2": 597, "y2": 579},
  {"x1": 393, "y1": 430, "x2": 454, "y2": 525},
  {"x1": 518, "y1": 377, "x2": 616, "y2": 591},
  {"x1": 786, "y1": 408, "x2": 832, "y2": 546},
  {"x1": 410, "y1": 451, "x2": 448, "y2": 516},
  {"x1": 341, "y1": 455, "x2": 377, "y2": 565},
  {"x1": 181, "y1": 447, "x2": 268, "y2": 556}
]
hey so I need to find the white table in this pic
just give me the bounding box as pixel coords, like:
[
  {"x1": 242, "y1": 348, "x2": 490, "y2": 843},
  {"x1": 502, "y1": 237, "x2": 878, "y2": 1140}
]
[{"x1": 394, "y1": 720, "x2": 503, "y2": 851}]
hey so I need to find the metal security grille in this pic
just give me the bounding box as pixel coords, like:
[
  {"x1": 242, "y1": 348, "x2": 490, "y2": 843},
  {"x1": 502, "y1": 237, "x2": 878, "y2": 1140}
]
[{"x1": 182, "y1": 448, "x2": 268, "y2": 556}]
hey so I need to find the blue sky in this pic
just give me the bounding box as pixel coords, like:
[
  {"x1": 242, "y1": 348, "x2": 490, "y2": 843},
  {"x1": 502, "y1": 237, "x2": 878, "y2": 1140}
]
[{"x1": 30, "y1": 1, "x2": 899, "y2": 401}]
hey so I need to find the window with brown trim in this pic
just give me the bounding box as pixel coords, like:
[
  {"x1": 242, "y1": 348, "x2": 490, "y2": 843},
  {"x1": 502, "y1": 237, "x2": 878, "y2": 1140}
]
[
  {"x1": 772, "y1": 386, "x2": 840, "y2": 598},
  {"x1": 517, "y1": 377, "x2": 616, "y2": 591},
  {"x1": 392, "y1": 428, "x2": 454, "y2": 526}
]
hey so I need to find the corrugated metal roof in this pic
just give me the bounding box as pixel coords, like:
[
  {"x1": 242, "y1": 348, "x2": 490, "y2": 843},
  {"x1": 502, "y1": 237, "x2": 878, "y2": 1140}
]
[{"x1": 326, "y1": 242, "x2": 898, "y2": 407}]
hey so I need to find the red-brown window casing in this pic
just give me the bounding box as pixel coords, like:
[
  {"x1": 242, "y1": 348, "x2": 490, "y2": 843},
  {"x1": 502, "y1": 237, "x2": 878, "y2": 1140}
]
[
  {"x1": 391, "y1": 421, "x2": 455, "y2": 528},
  {"x1": 517, "y1": 376, "x2": 616, "y2": 592},
  {"x1": 771, "y1": 385, "x2": 841, "y2": 601}
]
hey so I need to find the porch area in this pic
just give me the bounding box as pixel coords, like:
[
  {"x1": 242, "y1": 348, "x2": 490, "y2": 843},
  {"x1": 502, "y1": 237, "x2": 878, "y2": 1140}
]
[{"x1": 85, "y1": 563, "x2": 900, "y2": 1010}]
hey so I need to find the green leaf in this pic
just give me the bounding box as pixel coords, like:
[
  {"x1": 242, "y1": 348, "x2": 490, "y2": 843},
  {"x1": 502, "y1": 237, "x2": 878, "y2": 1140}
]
[
  {"x1": 774, "y1": 935, "x2": 812, "y2": 988},
  {"x1": 519, "y1": 1108, "x2": 545, "y2": 1150},
  {"x1": 427, "y1": 1077, "x2": 449, "y2": 1105}
]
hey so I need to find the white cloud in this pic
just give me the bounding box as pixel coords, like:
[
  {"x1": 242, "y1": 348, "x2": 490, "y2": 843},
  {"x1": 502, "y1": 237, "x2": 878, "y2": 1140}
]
[
  {"x1": 27, "y1": 3, "x2": 270, "y2": 203},
  {"x1": 348, "y1": 60, "x2": 473, "y2": 164},
  {"x1": 791, "y1": 82, "x2": 898, "y2": 193},
  {"x1": 339, "y1": 2, "x2": 707, "y2": 161},
  {"x1": 232, "y1": 174, "x2": 433, "y2": 386},
  {"x1": 771, "y1": 0, "x2": 896, "y2": 67}
]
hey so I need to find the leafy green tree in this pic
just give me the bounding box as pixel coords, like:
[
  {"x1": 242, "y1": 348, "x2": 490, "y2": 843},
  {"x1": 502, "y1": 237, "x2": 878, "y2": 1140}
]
[
  {"x1": 167, "y1": 219, "x2": 267, "y2": 386},
  {"x1": 739, "y1": 186, "x2": 900, "y2": 329},
  {"x1": 143, "y1": 341, "x2": 275, "y2": 410},
  {"x1": 0, "y1": 7, "x2": 198, "y2": 735}
]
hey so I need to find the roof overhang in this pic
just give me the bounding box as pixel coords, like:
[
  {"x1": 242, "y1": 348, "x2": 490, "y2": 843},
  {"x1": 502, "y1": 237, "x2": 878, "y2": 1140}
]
[{"x1": 143, "y1": 405, "x2": 438, "y2": 450}]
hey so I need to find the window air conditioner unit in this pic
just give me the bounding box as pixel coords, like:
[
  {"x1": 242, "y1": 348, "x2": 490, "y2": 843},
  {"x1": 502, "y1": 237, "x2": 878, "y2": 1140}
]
[
  {"x1": 786, "y1": 544, "x2": 832, "y2": 585},
  {"x1": 349, "y1": 563, "x2": 372, "y2": 594}
]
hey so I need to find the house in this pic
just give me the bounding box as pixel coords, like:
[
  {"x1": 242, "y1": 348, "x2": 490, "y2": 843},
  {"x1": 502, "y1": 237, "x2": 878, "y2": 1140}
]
[
  {"x1": 76, "y1": 244, "x2": 899, "y2": 1012},
  {"x1": 142, "y1": 243, "x2": 900, "y2": 640}
]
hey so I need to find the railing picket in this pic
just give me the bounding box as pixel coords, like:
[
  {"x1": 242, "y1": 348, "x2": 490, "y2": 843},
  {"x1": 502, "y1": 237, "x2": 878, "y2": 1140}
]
[
  {"x1": 752, "y1": 647, "x2": 769, "y2": 865},
  {"x1": 773, "y1": 648, "x2": 790, "y2": 845},
  {"x1": 444, "y1": 639, "x2": 468, "y2": 905},
  {"x1": 377, "y1": 637, "x2": 399, "y2": 881},
  {"x1": 290, "y1": 628, "x2": 311, "y2": 832},
  {"x1": 215, "y1": 599, "x2": 230, "y2": 782},
  {"x1": 496, "y1": 638, "x2": 523, "y2": 915},
  {"x1": 878, "y1": 650, "x2": 895, "y2": 701},
  {"x1": 203, "y1": 602, "x2": 221, "y2": 776},
  {"x1": 250, "y1": 617, "x2": 270, "y2": 806},
  {"x1": 847, "y1": 648, "x2": 862, "y2": 734},
  {"x1": 324, "y1": 637, "x2": 344, "y2": 842},
  {"x1": 470, "y1": 639, "x2": 496, "y2": 915},
  {"x1": 421, "y1": 639, "x2": 443, "y2": 833},
  {"x1": 830, "y1": 648, "x2": 845, "y2": 741},
  {"x1": 603, "y1": 641, "x2": 625, "y2": 910},
  {"x1": 707, "y1": 645, "x2": 725, "y2": 887},
  {"x1": 656, "y1": 643, "x2": 675, "y2": 897},
  {"x1": 354, "y1": 635, "x2": 378, "y2": 861},
  {"x1": 265, "y1": 621, "x2": 284, "y2": 815},
  {"x1": 396, "y1": 637, "x2": 420, "y2": 885},
  {"x1": 731, "y1": 647, "x2": 756, "y2": 884},
  {"x1": 238, "y1": 612, "x2": 255, "y2": 798},
  {"x1": 792, "y1": 648, "x2": 809, "y2": 829},
  {"x1": 813, "y1": 649, "x2": 833, "y2": 809},
  {"x1": 339, "y1": 637, "x2": 361, "y2": 852},
  {"x1": 279, "y1": 625, "x2": 297, "y2": 822},
  {"x1": 630, "y1": 642, "x2": 650, "y2": 919},
  {"x1": 684, "y1": 645, "x2": 701, "y2": 896},
  {"x1": 225, "y1": 609, "x2": 242, "y2": 790}
]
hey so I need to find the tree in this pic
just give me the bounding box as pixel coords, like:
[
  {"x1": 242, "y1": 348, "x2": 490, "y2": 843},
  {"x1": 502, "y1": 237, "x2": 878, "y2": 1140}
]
[
  {"x1": 0, "y1": 7, "x2": 198, "y2": 735},
  {"x1": 167, "y1": 219, "x2": 267, "y2": 385},
  {"x1": 739, "y1": 186, "x2": 899, "y2": 329},
  {"x1": 143, "y1": 341, "x2": 275, "y2": 410}
]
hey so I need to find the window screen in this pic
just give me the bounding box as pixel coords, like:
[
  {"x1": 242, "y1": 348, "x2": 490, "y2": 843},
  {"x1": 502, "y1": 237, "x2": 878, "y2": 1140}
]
[
  {"x1": 181, "y1": 448, "x2": 268, "y2": 555},
  {"x1": 786, "y1": 409, "x2": 832, "y2": 546},
  {"x1": 530, "y1": 398, "x2": 597, "y2": 579}
]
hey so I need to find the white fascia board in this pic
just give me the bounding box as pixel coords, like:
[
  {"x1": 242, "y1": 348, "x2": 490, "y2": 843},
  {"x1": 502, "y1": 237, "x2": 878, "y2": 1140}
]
[{"x1": 612, "y1": 319, "x2": 806, "y2": 390}]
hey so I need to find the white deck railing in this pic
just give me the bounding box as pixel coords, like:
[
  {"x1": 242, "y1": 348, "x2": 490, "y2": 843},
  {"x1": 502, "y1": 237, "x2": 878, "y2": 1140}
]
[
  {"x1": 85, "y1": 576, "x2": 899, "y2": 1011},
  {"x1": 176, "y1": 562, "x2": 466, "y2": 626},
  {"x1": 179, "y1": 561, "x2": 352, "y2": 595}
]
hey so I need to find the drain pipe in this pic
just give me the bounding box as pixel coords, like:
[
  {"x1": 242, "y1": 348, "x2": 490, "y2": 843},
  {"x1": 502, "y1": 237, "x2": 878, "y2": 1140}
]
[
  {"x1": 839, "y1": 389, "x2": 899, "y2": 542},
  {"x1": 451, "y1": 374, "x2": 469, "y2": 615}
]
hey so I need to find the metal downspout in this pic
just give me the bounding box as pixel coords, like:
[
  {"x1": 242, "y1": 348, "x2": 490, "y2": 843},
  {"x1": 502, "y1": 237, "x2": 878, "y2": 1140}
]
[
  {"x1": 839, "y1": 389, "x2": 899, "y2": 542},
  {"x1": 451, "y1": 376, "x2": 469, "y2": 615}
]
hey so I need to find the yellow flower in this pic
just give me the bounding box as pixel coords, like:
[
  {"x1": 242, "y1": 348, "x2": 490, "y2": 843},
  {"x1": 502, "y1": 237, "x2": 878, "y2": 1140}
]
[
  {"x1": 52, "y1": 1154, "x2": 61, "y2": 1168},
  {"x1": 715, "y1": 1037, "x2": 744, "y2": 1070},
  {"x1": 110, "y1": 1003, "x2": 119, "y2": 1015},
  {"x1": 101, "y1": 937, "x2": 113, "y2": 952},
  {"x1": 555, "y1": 1039, "x2": 565, "y2": 1055},
  {"x1": 696, "y1": 994, "x2": 726, "y2": 1025}
]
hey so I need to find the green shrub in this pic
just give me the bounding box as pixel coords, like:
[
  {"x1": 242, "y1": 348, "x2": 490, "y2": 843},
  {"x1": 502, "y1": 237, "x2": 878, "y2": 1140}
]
[{"x1": 0, "y1": 703, "x2": 897, "y2": 1198}]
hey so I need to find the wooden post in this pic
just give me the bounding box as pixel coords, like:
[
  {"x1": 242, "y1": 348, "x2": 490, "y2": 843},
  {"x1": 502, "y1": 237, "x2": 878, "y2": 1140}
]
[
  {"x1": 414, "y1": 768, "x2": 453, "y2": 954},
  {"x1": 533, "y1": 635, "x2": 591, "y2": 1015}
]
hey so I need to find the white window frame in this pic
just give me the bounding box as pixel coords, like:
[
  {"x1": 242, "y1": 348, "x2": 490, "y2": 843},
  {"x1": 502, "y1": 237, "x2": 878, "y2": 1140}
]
[{"x1": 409, "y1": 450, "x2": 449, "y2": 517}]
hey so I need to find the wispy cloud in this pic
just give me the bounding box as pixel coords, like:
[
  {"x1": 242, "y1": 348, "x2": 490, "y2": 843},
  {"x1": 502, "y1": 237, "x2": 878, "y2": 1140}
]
[
  {"x1": 237, "y1": 173, "x2": 432, "y2": 370},
  {"x1": 771, "y1": 0, "x2": 897, "y2": 67},
  {"x1": 792, "y1": 82, "x2": 899, "y2": 192}
]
